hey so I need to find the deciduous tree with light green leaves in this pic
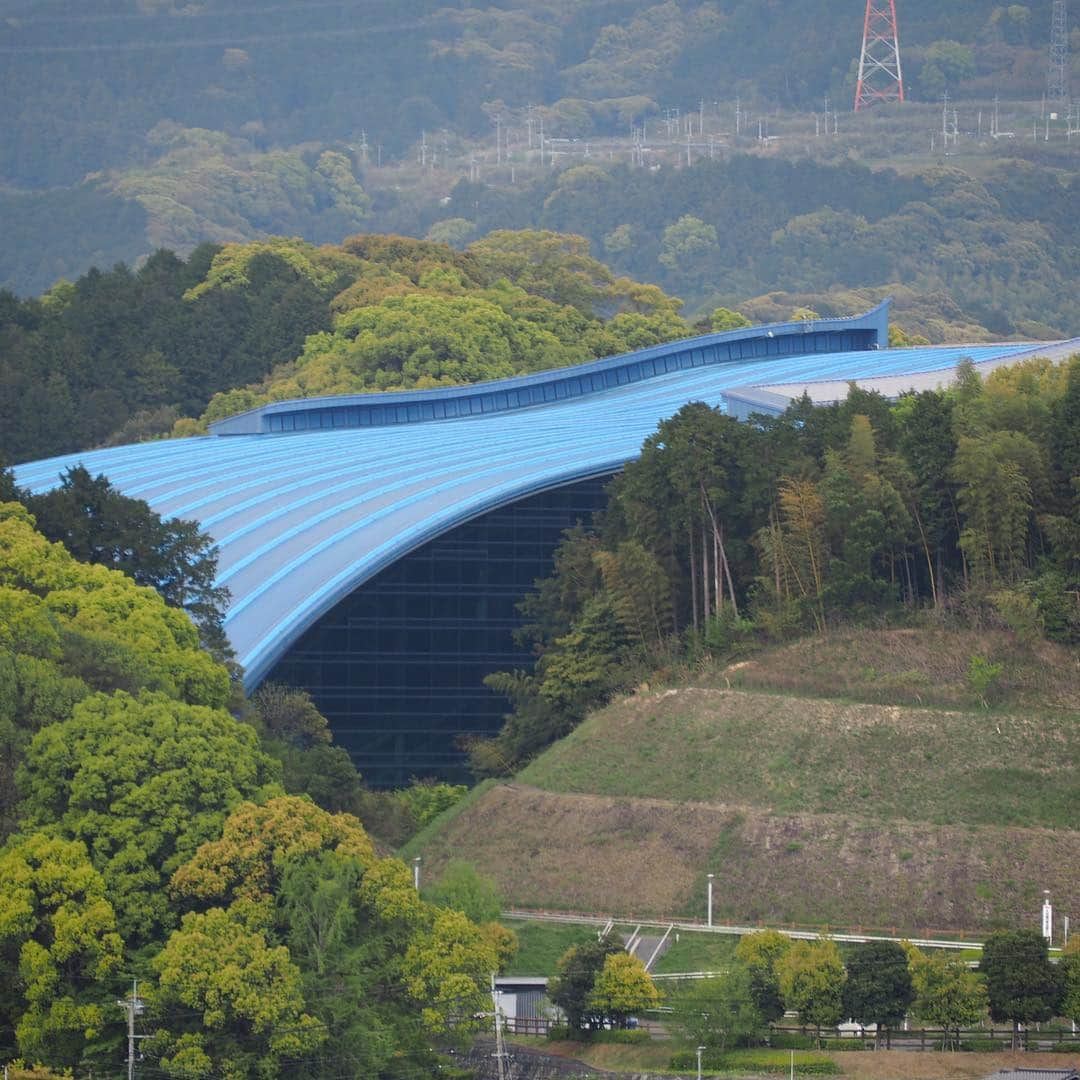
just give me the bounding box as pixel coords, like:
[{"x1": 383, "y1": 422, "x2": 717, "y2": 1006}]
[
  {"x1": 904, "y1": 942, "x2": 986, "y2": 1049},
  {"x1": 776, "y1": 939, "x2": 846, "y2": 1046},
  {"x1": 166, "y1": 796, "x2": 500, "y2": 1064},
  {"x1": 148, "y1": 905, "x2": 326, "y2": 1079},
  {"x1": 0, "y1": 502, "x2": 230, "y2": 709},
  {"x1": 587, "y1": 952, "x2": 660, "y2": 1029},
  {"x1": 669, "y1": 965, "x2": 762, "y2": 1049},
  {"x1": 735, "y1": 930, "x2": 791, "y2": 1023},
  {"x1": 17, "y1": 690, "x2": 281, "y2": 943},
  {"x1": 1063, "y1": 937, "x2": 1080, "y2": 1029},
  {"x1": 0, "y1": 833, "x2": 124, "y2": 1070}
]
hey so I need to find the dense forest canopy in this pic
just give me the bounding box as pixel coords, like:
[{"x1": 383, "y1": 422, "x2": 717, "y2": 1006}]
[
  {"x1": 0, "y1": 232, "x2": 690, "y2": 464},
  {"x1": 1, "y1": 0, "x2": 1078, "y2": 304},
  {"x1": 0, "y1": 0, "x2": 1070, "y2": 190},
  {"x1": 0, "y1": 499, "x2": 513, "y2": 1076}
]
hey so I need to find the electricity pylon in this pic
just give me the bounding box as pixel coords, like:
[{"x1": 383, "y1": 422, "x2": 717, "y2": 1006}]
[
  {"x1": 1048, "y1": 0, "x2": 1070, "y2": 106},
  {"x1": 854, "y1": 0, "x2": 905, "y2": 110}
]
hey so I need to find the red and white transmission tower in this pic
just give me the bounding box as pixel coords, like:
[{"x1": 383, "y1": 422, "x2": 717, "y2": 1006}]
[{"x1": 854, "y1": 0, "x2": 905, "y2": 110}]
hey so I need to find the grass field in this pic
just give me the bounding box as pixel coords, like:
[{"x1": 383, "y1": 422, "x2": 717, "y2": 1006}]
[
  {"x1": 501, "y1": 919, "x2": 599, "y2": 976},
  {"x1": 518, "y1": 688, "x2": 1080, "y2": 829},
  {"x1": 650, "y1": 930, "x2": 740, "y2": 975}
]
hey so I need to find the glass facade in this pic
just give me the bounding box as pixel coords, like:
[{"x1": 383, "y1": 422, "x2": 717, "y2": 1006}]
[{"x1": 266, "y1": 474, "x2": 613, "y2": 787}]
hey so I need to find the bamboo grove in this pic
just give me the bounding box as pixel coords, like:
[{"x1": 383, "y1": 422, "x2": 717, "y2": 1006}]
[{"x1": 469, "y1": 353, "x2": 1080, "y2": 776}]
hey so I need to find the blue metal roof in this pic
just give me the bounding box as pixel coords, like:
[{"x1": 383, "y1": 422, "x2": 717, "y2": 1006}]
[{"x1": 13, "y1": 306, "x2": 1040, "y2": 689}]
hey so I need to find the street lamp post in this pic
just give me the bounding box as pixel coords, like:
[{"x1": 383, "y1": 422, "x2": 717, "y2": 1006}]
[
  {"x1": 697, "y1": 1045, "x2": 706, "y2": 1080},
  {"x1": 707, "y1": 873, "x2": 714, "y2": 928}
]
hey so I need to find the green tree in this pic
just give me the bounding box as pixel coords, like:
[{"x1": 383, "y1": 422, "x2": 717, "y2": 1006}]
[
  {"x1": 1062, "y1": 937, "x2": 1080, "y2": 1028},
  {"x1": 711, "y1": 307, "x2": 752, "y2": 332},
  {"x1": 169, "y1": 796, "x2": 499, "y2": 1058},
  {"x1": 18, "y1": 691, "x2": 281, "y2": 943},
  {"x1": 587, "y1": 952, "x2": 660, "y2": 1029},
  {"x1": 250, "y1": 683, "x2": 364, "y2": 813},
  {"x1": 425, "y1": 860, "x2": 502, "y2": 924},
  {"x1": 0, "y1": 833, "x2": 124, "y2": 1071},
  {"x1": 549, "y1": 935, "x2": 625, "y2": 1032},
  {"x1": 735, "y1": 931, "x2": 791, "y2": 1023},
  {"x1": 659, "y1": 215, "x2": 718, "y2": 281},
  {"x1": 952, "y1": 432, "x2": 1039, "y2": 583},
  {"x1": 669, "y1": 966, "x2": 763, "y2": 1049},
  {"x1": 148, "y1": 905, "x2": 326, "y2": 1079},
  {"x1": 905, "y1": 944, "x2": 986, "y2": 1049},
  {"x1": 842, "y1": 941, "x2": 914, "y2": 1048},
  {"x1": 426, "y1": 218, "x2": 477, "y2": 248},
  {"x1": 777, "y1": 940, "x2": 846, "y2": 1046},
  {"x1": 980, "y1": 929, "x2": 1064, "y2": 1049},
  {"x1": 0, "y1": 653, "x2": 89, "y2": 840},
  {"x1": 0, "y1": 503, "x2": 230, "y2": 708},
  {"x1": 22, "y1": 467, "x2": 231, "y2": 659},
  {"x1": 919, "y1": 40, "x2": 976, "y2": 97}
]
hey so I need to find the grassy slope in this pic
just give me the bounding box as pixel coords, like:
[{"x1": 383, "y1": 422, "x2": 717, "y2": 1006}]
[
  {"x1": 415, "y1": 629, "x2": 1079, "y2": 933},
  {"x1": 518, "y1": 688, "x2": 1080, "y2": 828},
  {"x1": 525, "y1": 1041, "x2": 1080, "y2": 1080}
]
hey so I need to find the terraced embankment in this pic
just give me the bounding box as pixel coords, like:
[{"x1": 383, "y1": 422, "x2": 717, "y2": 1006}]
[{"x1": 411, "y1": 671, "x2": 1080, "y2": 932}]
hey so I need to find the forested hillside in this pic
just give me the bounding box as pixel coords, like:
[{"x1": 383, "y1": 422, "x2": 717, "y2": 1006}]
[
  {"x1": 2, "y1": 0, "x2": 1079, "y2": 303},
  {"x1": 2, "y1": 0, "x2": 1071, "y2": 188},
  {"x1": 443, "y1": 156, "x2": 1080, "y2": 336},
  {"x1": 0, "y1": 498, "x2": 516, "y2": 1075},
  {"x1": 0, "y1": 232, "x2": 688, "y2": 464}
]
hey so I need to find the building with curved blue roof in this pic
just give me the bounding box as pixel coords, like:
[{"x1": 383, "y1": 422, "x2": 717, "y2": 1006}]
[{"x1": 15, "y1": 303, "x2": 1069, "y2": 783}]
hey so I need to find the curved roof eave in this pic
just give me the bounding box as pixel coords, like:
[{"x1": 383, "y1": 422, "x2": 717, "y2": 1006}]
[{"x1": 13, "y1": 304, "x2": 1050, "y2": 692}]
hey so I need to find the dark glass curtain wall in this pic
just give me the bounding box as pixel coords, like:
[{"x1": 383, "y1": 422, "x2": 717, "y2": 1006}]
[{"x1": 267, "y1": 474, "x2": 613, "y2": 787}]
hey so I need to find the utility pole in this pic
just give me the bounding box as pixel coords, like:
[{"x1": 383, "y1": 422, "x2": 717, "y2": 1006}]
[
  {"x1": 413, "y1": 855, "x2": 421, "y2": 891},
  {"x1": 490, "y1": 973, "x2": 510, "y2": 1080},
  {"x1": 697, "y1": 1045, "x2": 706, "y2": 1080},
  {"x1": 117, "y1": 979, "x2": 146, "y2": 1080},
  {"x1": 706, "y1": 872, "x2": 715, "y2": 927}
]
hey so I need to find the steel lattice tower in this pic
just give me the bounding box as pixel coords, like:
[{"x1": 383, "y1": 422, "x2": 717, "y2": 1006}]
[
  {"x1": 854, "y1": 0, "x2": 905, "y2": 110},
  {"x1": 1048, "y1": 0, "x2": 1070, "y2": 105}
]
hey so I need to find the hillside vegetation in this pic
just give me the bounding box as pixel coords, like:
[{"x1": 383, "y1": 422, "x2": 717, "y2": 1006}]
[
  {"x1": 412, "y1": 604, "x2": 1078, "y2": 933},
  {"x1": 710, "y1": 625, "x2": 1080, "y2": 711},
  {"x1": 0, "y1": 231, "x2": 687, "y2": 463},
  {"x1": 414, "y1": 776, "x2": 1080, "y2": 931},
  {"x1": 520, "y1": 686, "x2": 1080, "y2": 829},
  {"x1": 2, "y1": 0, "x2": 1061, "y2": 192},
  {"x1": 0, "y1": 501, "x2": 511, "y2": 1076}
]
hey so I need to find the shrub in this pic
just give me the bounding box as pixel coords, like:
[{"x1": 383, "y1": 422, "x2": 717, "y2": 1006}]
[
  {"x1": 959, "y1": 1038, "x2": 1009, "y2": 1052},
  {"x1": 966, "y1": 654, "x2": 1004, "y2": 703},
  {"x1": 669, "y1": 1049, "x2": 840, "y2": 1074},
  {"x1": 546, "y1": 1025, "x2": 575, "y2": 1041},
  {"x1": 769, "y1": 1033, "x2": 816, "y2": 1050},
  {"x1": 592, "y1": 1028, "x2": 652, "y2": 1044},
  {"x1": 1050, "y1": 1042, "x2": 1080, "y2": 1053},
  {"x1": 546, "y1": 1025, "x2": 650, "y2": 1044}
]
